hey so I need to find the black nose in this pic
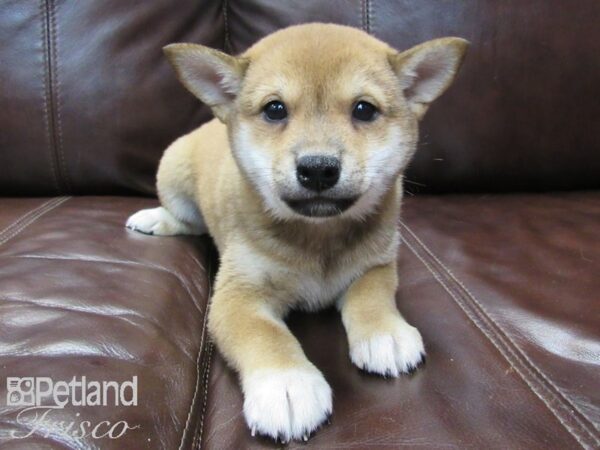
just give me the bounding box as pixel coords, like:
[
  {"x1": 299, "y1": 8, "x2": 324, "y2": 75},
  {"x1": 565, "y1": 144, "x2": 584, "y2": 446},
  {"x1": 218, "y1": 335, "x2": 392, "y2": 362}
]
[{"x1": 296, "y1": 155, "x2": 341, "y2": 192}]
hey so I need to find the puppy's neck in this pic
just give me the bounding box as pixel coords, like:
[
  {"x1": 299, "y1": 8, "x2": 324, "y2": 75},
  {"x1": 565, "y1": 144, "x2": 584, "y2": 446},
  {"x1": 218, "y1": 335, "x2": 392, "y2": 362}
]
[{"x1": 240, "y1": 180, "x2": 401, "y2": 274}]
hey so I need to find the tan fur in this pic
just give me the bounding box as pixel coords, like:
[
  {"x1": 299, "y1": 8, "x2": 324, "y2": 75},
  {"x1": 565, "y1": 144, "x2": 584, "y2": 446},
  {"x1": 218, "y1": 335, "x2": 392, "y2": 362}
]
[{"x1": 127, "y1": 23, "x2": 467, "y2": 441}]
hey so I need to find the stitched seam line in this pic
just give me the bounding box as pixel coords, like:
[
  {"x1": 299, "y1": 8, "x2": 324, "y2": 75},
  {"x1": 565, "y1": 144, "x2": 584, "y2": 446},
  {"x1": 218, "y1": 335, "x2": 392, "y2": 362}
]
[
  {"x1": 360, "y1": 0, "x2": 367, "y2": 32},
  {"x1": 49, "y1": 0, "x2": 71, "y2": 192},
  {"x1": 361, "y1": 0, "x2": 371, "y2": 33},
  {"x1": 178, "y1": 288, "x2": 206, "y2": 450},
  {"x1": 179, "y1": 252, "x2": 214, "y2": 450},
  {"x1": 40, "y1": 0, "x2": 60, "y2": 193},
  {"x1": 401, "y1": 222, "x2": 600, "y2": 439},
  {"x1": 402, "y1": 237, "x2": 593, "y2": 449},
  {"x1": 196, "y1": 246, "x2": 216, "y2": 450},
  {"x1": 223, "y1": 0, "x2": 232, "y2": 54},
  {"x1": 42, "y1": 0, "x2": 68, "y2": 193},
  {"x1": 195, "y1": 343, "x2": 214, "y2": 450},
  {"x1": 0, "y1": 197, "x2": 68, "y2": 247},
  {"x1": 367, "y1": 0, "x2": 374, "y2": 35},
  {"x1": 365, "y1": 0, "x2": 371, "y2": 34},
  {"x1": 0, "y1": 198, "x2": 61, "y2": 240},
  {"x1": 400, "y1": 222, "x2": 600, "y2": 449},
  {"x1": 0, "y1": 197, "x2": 69, "y2": 248}
]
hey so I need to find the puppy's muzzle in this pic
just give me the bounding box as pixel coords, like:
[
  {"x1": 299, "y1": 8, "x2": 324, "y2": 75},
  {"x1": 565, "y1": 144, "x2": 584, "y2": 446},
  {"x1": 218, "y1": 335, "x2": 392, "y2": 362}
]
[{"x1": 284, "y1": 155, "x2": 357, "y2": 217}]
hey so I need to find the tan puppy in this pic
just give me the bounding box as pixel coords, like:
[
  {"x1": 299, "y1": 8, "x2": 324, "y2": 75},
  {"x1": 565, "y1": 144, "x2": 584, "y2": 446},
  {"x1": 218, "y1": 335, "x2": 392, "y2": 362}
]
[{"x1": 126, "y1": 23, "x2": 467, "y2": 442}]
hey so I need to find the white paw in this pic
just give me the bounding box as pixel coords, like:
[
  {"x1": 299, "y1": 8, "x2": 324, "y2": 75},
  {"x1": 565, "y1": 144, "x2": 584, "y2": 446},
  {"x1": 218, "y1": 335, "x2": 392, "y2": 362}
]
[
  {"x1": 126, "y1": 207, "x2": 187, "y2": 236},
  {"x1": 350, "y1": 321, "x2": 425, "y2": 377},
  {"x1": 242, "y1": 367, "x2": 332, "y2": 442}
]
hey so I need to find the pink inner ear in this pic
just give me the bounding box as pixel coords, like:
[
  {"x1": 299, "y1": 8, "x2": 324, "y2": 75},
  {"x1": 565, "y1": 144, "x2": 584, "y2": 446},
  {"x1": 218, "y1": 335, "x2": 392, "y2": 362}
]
[
  {"x1": 207, "y1": 71, "x2": 222, "y2": 85},
  {"x1": 207, "y1": 72, "x2": 232, "y2": 100},
  {"x1": 404, "y1": 53, "x2": 449, "y2": 101}
]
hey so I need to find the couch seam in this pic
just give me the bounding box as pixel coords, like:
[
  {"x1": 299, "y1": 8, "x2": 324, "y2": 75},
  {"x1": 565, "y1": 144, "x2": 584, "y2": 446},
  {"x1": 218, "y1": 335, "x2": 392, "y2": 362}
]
[
  {"x1": 179, "y1": 249, "x2": 213, "y2": 450},
  {"x1": 360, "y1": 0, "x2": 366, "y2": 33},
  {"x1": 195, "y1": 244, "x2": 216, "y2": 450},
  {"x1": 367, "y1": 0, "x2": 373, "y2": 34},
  {"x1": 0, "y1": 198, "x2": 60, "y2": 239},
  {"x1": 0, "y1": 197, "x2": 70, "y2": 248},
  {"x1": 195, "y1": 343, "x2": 214, "y2": 450},
  {"x1": 401, "y1": 222, "x2": 600, "y2": 438},
  {"x1": 178, "y1": 290, "x2": 207, "y2": 450},
  {"x1": 401, "y1": 237, "x2": 593, "y2": 449},
  {"x1": 400, "y1": 222, "x2": 600, "y2": 449},
  {"x1": 41, "y1": 0, "x2": 70, "y2": 193},
  {"x1": 223, "y1": 0, "x2": 232, "y2": 54},
  {"x1": 40, "y1": 0, "x2": 60, "y2": 193},
  {"x1": 50, "y1": 0, "x2": 71, "y2": 193}
]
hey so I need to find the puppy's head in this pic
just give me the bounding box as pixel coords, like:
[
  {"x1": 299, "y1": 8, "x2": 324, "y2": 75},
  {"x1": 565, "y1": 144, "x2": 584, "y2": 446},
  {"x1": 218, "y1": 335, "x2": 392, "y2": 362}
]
[{"x1": 165, "y1": 24, "x2": 467, "y2": 221}]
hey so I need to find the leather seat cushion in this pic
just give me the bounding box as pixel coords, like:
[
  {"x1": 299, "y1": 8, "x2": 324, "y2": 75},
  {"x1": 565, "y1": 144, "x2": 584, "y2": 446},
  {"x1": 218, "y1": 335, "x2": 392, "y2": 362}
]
[
  {"x1": 224, "y1": 0, "x2": 600, "y2": 193},
  {"x1": 1, "y1": 193, "x2": 598, "y2": 448},
  {"x1": 199, "y1": 192, "x2": 600, "y2": 449},
  {"x1": 0, "y1": 197, "x2": 214, "y2": 449}
]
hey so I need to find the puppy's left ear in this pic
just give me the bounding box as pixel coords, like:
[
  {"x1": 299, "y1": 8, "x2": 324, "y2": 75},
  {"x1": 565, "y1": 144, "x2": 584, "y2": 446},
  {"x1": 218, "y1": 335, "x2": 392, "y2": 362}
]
[
  {"x1": 163, "y1": 43, "x2": 249, "y2": 122},
  {"x1": 390, "y1": 37, "x2": 468, "y2": 119}
]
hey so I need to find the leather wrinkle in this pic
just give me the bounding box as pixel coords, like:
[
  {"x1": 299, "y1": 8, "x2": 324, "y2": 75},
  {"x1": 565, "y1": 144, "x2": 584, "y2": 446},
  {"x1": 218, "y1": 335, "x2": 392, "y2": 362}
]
[
  {"x1": 400, "y1": 221, "x2": 600, "y2": 449},
  {"x1": 0, "y1": 294, "x2": 143, "y2": 327},
  {"x1": 7, "y1": 253, "x2": 207, "y2": 316},
  {"x1": 0, "y1": 291, "x2": 195, "y2": 363}
]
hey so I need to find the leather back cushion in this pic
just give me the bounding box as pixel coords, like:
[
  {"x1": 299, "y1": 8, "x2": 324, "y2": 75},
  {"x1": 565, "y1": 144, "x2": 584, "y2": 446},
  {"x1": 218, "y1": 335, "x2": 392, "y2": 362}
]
[
  {"x1": 226, "y1": 0, "x2": 600, "y2": 193},
  {"x1": 1, "y1": 0, "x2": 599, "y2": 195},
  {"x1": 0, "y1": 0, "x2": 222, "y2": 196}
]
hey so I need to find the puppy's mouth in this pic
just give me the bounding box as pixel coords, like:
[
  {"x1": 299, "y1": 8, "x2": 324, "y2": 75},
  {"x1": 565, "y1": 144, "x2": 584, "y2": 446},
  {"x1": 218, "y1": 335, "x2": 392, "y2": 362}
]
[{"x1": 283, "y1": 196, "x2": 358, "y2": 218}]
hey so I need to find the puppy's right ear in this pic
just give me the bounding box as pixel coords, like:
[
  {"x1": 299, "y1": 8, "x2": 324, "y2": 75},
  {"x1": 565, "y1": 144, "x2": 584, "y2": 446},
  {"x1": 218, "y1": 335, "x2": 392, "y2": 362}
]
[{"x1": 163, "y1": 44, "x2": 249, "y2": 121}]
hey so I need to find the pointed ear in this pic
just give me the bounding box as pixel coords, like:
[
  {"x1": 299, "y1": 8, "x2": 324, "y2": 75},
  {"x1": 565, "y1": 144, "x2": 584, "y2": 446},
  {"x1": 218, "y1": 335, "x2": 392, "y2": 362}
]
[
  {"x1": 163, "y1": 43, "x2": 249, "y2": 121},
  {"x1": 390, "y1": 37, "x2": 468, "y2": 119}
]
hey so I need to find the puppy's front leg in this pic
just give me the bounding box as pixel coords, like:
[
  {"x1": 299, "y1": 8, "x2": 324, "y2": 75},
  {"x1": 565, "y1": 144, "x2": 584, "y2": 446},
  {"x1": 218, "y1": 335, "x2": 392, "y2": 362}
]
[
  {"x1": 340, "y1": 262, "x2": 425, "y2": 376},
  {"x1": 208, "y1": 278, "x2": 332, "y2": 442}
]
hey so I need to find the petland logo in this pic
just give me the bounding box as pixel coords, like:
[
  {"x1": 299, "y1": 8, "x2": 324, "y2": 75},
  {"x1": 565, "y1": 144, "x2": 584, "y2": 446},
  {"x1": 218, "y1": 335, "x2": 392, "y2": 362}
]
[{"x1": 5, "y1": 376, "x2": 140, "y2": 440}]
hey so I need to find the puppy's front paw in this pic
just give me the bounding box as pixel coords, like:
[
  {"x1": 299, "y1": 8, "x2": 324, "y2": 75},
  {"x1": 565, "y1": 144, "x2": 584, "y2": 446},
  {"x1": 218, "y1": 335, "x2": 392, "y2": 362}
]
[
  {"x1": 126, "y1": 207, "x2": 185, "y2": 236},
  {"x1": 242, "y1": 366, "x2": 332, "y2": 442},
  {"x1": 350, "y1": 321, "x2": 425, "y2": 377}
]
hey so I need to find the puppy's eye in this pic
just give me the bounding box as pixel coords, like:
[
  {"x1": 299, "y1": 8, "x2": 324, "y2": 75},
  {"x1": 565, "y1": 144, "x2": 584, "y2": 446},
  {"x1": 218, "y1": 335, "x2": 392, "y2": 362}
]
[
  {"x1": 352, "y1": 101, "x2": 378, "y2": 122},
  {"x1": 263, "y1": 101, "x2": 287, "y2": 121}
]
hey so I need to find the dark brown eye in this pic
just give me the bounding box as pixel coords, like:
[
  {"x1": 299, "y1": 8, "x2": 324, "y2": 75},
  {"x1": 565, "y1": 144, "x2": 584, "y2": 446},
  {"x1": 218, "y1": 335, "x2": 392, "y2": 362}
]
[
  {"x1": 352, "y1": 101, "x2": 377, "y2": 121},
  {"x1": 263, "y1": 101, "x2": 287, "y2": 121}
]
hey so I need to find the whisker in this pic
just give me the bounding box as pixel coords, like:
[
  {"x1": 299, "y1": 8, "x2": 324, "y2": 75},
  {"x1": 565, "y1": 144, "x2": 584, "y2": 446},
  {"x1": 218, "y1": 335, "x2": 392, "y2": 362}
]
[{"x1": 404, "y1": 178, "x2": 427, "y2": 187}]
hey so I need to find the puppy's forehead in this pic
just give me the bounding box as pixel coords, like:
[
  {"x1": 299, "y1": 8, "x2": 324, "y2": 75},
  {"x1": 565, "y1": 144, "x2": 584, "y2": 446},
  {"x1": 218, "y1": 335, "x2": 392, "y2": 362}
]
[
  {"x1": 244, "y1": 23, "x2": 392, "y2": 58},
  {"x1": 242, "y1": 24, "x2": 398, "y2": 102}
]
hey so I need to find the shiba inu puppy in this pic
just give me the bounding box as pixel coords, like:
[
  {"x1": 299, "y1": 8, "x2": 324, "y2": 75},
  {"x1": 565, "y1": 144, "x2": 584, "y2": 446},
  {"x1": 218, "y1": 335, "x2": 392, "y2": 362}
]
[{"x1": 126, "y1": 23, "x2": 467, "y2": 442}]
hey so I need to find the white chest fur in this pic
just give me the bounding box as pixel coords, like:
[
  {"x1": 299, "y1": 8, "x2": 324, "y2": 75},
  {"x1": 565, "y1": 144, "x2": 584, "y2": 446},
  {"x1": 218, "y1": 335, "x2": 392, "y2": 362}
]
[{"x1": 228, "y1": 233, "x2": 398, "y2": 312}]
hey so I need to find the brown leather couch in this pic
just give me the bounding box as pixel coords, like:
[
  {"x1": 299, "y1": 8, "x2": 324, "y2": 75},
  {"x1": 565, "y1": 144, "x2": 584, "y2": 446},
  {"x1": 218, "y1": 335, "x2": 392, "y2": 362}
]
[{"x1": 1, "y1": 1, "x2": 599, "y2": 449}]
